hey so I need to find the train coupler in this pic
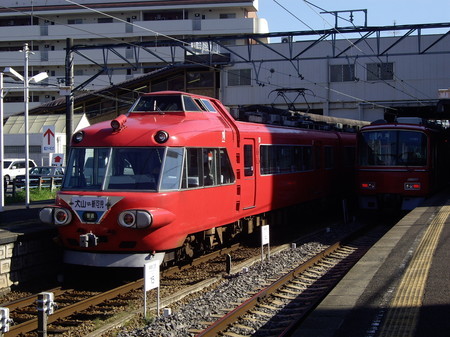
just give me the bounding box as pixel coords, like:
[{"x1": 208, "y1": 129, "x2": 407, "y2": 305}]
[{"x1": 80, "y1": 232, "x2": 99, "y2": 248}]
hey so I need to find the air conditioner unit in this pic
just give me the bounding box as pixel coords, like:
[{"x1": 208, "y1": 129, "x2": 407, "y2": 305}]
[
  {"x1": 45, "y1": 44, "x2": 50, "y2": 48},
  {"x1": 194, "y1": 13, "x2": 201, "y2": 17}
]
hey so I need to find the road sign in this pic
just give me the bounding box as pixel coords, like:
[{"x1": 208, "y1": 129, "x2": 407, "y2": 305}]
[
  {"x1": 42, "y1": 125, "x2": 55, "y2": 153},
  {"x1": 52, "y1": 153, "x2": 64, "y2": 166}
]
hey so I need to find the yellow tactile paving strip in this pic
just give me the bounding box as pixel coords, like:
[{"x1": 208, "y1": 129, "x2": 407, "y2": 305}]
[{"x1": 378, "y1": 205, "x2": 450, "y2": 337}]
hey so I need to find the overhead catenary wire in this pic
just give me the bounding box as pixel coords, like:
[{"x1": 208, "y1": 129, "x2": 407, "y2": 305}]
[
  {"x1": 301, "y1": 0, "x2": 434, "y2": 103},
  {"x1": 0, "y1": 1, "x2": 441, "y2": 113}
]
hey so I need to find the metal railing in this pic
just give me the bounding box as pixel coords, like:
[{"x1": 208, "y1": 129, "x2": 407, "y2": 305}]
[{"x1": 12, "y1": 176, "x2": 63, "y2": 192}]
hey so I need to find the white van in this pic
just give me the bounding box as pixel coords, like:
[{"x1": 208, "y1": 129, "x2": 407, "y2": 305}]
[{"x1": 3, "y1": 159, "x2": 37, "y2": 185}]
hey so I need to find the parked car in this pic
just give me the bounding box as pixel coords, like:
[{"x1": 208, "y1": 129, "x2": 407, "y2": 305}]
[
  {"x1": 3, "y1": 159, "x2": 37, "y2": 185},
  {"x1": 15, "y1": 166, "x2": 65, "y2": 189}
]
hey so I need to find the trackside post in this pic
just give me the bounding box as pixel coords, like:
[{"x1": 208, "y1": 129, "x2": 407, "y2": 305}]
[
  {"x1": 261, "y1": 225, "x2": 271, "y2": 263},
  {"x1": 144, "y1": 260, "x2": 160, "y2": 318}
]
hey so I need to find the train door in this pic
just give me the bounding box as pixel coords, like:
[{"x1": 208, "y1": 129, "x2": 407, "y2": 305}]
[{"x1": 242, "y1": 139, "x2": 256, "y2": 209}]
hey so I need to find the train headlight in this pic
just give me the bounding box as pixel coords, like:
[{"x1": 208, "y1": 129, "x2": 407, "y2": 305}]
[
  {"x1": 118, "y1": 210, "x2": 152, "y2": 229},
  {"x1": 111, "y1": 114, "x2": 128, "y2": 131},
  {"x1": 54, "y1": 208, "x2": 72, "y2": 226},
  {"x1": 73, "y1": 131, "x2": 84, "y2": 143},
  {"x1": 154, "y1": 130, "x2": 169, "y2": 144},
  {"x1": 40, "y1": 207, "x2": 72, "y2": 226}
]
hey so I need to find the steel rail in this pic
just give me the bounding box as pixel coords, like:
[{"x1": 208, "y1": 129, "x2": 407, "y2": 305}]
[
  {"x1": 195, "y1": 241, "x2": 342, "y2": 337},
  {"x1": 5, "y1": 243, "x2": 242, "y2": 336}
]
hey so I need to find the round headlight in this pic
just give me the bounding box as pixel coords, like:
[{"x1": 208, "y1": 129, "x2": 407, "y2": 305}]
[
  {"x1": 119, "y1": 211, "x2": 136, "y2": 228},
  {"x1": 111, "y1": 114, "x2": 128, "y2": 131},
  {"x1": 154, "y1": 130, "x2": 169, "y2": 144},
  {"x1": 118, "y1": 210, "x2": 152, "y2": 228},
  {"x1": 54, "y1": 208, "x2": 72, "y2": 225},
  {"x1": 73, "y1": 131, "x2": 84, "y2": 143}
]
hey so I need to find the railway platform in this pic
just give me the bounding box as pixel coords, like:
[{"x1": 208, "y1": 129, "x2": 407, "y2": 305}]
[{"x1": 292, "y1": 188, "x2": 450, "y2": 337}]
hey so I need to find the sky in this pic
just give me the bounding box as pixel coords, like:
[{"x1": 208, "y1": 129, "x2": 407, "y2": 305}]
[{"x1": 258, "y1": 0, "x2": 450, "y2": 34}]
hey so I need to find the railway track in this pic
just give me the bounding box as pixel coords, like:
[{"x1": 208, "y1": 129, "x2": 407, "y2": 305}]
[
  {"x1": 2, "y1": 244, "x2": 243, "y2": 337},
  {"x1": 193, "y1": 225, "x2": 385, "y2": 337},
  {"x1": 1, "y1": 216, "x2": 392, "y2": 337}
]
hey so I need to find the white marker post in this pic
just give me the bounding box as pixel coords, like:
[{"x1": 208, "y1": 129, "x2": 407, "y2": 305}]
[
  {"x1": 261, "y1": 225, "x2": 270, "y2": 263},
  {"x1": 144, "y1": 260, "x2": 160, "y2": 318}
]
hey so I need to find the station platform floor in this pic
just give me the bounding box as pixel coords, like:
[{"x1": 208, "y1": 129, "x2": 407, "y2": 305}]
[{"x1": 292, "y1": 189, "x2": 450, "y2": 337}]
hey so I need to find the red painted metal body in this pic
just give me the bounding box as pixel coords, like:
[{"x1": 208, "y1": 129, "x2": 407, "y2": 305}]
[
  {"x1": 42, "y1": 91, "x2": 357, "y2": 266},
  {"x1": 356, "y1": 121, "x2": 448, "y2": 210}
]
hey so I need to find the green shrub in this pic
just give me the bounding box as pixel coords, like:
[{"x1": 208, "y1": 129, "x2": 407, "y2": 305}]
[{"x1": 5, "y1": 188, "x2": 57, "y2": 204}]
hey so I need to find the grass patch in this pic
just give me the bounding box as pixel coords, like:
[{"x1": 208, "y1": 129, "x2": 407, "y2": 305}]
[{"x1": 5, "y1": 188, "x2": 57, "y2": 204}]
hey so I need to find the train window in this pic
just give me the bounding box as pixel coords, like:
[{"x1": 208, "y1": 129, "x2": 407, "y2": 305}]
[
  {"x1": 220, "y1": 149, "x2": 234, "y2": 184},
  {"x1": 181, "y1": 148, "x2": 235, "y2": 189},
  {"x1": 244, "y1": 145, "x2": 254, "y2": 176},
  {"x1": 104, "y1": 148, "x2": 164, "y2": 190},
  {"x1": 185, "y1": 148, "x2": 202, "y2": 188},
  {"x1": 160, "y1": 148, "x2": 183, "y2": 190},
  {"x1": 130, "y1": 95, "x2": 182, "y2": 112},
  {"x1": 194, "y1": 99, "x2": 208, "y2": 111},
  {"x1": 302, "y1": 147, "x2": 313, "y2": 171},
  {"x1": 201, "y1": 99, "x2": 217, "y2": 112},
  {"x1": 203, "y1": 148, "x2": 218, "y2": 186},
  {"x1": 324, "y1": 146, "x2": 334, "y2": 169},
  {"x1": 260, "y1": 145, "x2": 313, "y2": 175},
  {"x1": 344, "y1": 146, "x2": 356, "y2": 167},
  {"x1": 358, "y1": 130, "x2": 427, "y2": 166},
  {"x1": 183, "y1": 95, "x2": 203, "y2": 112},
  {"x1": 63, "y1": 148, "x2": 110, "y2": 190}
]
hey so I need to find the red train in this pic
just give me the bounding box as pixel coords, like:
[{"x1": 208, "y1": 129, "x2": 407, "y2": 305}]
[
  {"x1": 40, "y1": 91, "x2": 357, "y2": 267},
  {"x1": 356, "y1": 118, "x2": 449, "y2": 210}
]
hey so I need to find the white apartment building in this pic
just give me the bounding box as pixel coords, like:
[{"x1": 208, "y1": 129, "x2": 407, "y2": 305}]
[
  {"x1": 0, "y1": 0, "x2": 268, "y2": 116},
  {"x1": 221, "y1": 32, "x2": 450, "y2": 122}
]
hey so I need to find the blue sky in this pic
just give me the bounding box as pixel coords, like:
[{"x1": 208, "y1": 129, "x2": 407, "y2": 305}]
[{"x1": 258, "y1": 0, "x2": 450, "y2": 33}]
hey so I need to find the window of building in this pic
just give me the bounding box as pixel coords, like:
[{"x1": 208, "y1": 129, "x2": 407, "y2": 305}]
[
  {"x1": 367, "y1": 62, "x2": 394, "y2": 80},
  {"x1": 68, "y1": 19, "x2": 83, "y2": 24},
  {"x1": 187, "y1": 71, "x2": 214, "y2": 88},
  {"x1": 143, "y1": 11, "x2": 183, "y2": 21},
  {"x1": 228, "y1": 69, "x2": 251, "y2": 86},
  {"x1": 220, "y1": 13, "x2": 236, "y2": 19},
  {"x1": 330, "y1": 64, "x2": 355, "y2": 82},
  {"x1": 98, "y1": 18, "x2": 113, "y2": 23}
]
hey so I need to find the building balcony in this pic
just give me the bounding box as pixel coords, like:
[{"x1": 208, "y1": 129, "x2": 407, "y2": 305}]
[{"x1": 0, "y1": 17, "x2": 267, "y2": 43}]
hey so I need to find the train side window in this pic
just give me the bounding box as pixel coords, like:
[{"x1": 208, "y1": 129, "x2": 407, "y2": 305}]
[
  {"x1": 194, "y1": 99, "x2": 208, "y2": 111},
  {"x1": 315, "y1": 146, "x2": 322, "y2": 169},
  {"x1": 201, "y1": 99, "x2": 217, "y2": 112},
  {"x1": 302, "y1": 147, "x2": 313, "y2": 171},
  {"x1": 203, "y1": 148, "x2": 218, "y2": 186},
  {"x1": 244, "y1": 145, "x2": 254, "y2": 176},
  {"x1": 344, "y1": 146, "x2": 356, "y2": 167},
  {"x1": 160, "y1": 148, "x2": 183, "y2": 190},
  {"x1": 324, "y1": 146, "x2": 334, "y2": 169},
  {"x1": 185, "y1": 148, "x2": 202, "y2": 188},
  {"x1": 219, "y1": 149, "x2": 234, "y2": 184},
  {"x1": 183, "y1": 96, "x2": 202, "y2": 111},
  {"x1": 182, "y1": 148, "x2": 235, "y2": 189}
]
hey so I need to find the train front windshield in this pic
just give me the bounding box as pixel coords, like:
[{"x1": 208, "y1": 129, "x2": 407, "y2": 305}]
[
  {"x1": 358, "y1": 130, "x2": 427, "y2": 166},
  {"x1": 62, "y1": 147, "x2": 184, "y2": 191}
]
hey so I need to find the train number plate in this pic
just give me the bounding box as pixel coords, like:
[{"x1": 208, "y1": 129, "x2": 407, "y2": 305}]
[{"x1": 71, "y1": 196, "x2": 108, "y2": 211}]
